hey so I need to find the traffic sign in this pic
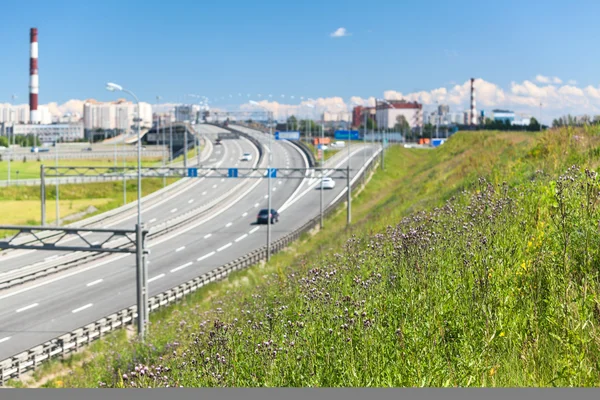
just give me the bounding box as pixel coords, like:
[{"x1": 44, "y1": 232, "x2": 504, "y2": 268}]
[
  {"x1": 335, "y1": 130, "x2": 360, "y2": 140},
  {"x1": 317, "y1": 144, "x2": 323, "y2": 150},
  {"x1": 275, "y1": 131, "x2": 300, "y2": 140},
  {"x1": 267, "y1": 168, "x2": 277, "y2": 178},
  {"x1": 187, "y1": 168, "x2": 198, "y2": 177},
  {"x1": 228, "y1": 168, "x2": 238, "y2": 178}
]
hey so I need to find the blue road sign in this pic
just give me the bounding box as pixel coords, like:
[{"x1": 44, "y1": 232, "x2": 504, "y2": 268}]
[
  {"x1": 187, "y1": 168, "x2": 198, "y2": 177},
  {"x1": 275, "y1": 131, "x2": 300, "y2": 140},
  {"x1": 228, "y1": 168, "x2": 238, "y2": 178},
  {"x1": 335, "y1": 130, "x2": 360, "y2": 140},
  {"x1": 267, "y1": 168, "x2": 277, "y2": 178},
  {"x1": 317, "y1": 144, "x2": 323, "y2": 150}
]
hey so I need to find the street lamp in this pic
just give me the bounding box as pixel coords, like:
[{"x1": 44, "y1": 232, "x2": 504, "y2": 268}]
[
  {"x1": 250, "y1": 100, "x2": 274, "y2": 261},
  {"x1": 106, "y1": 81, "x2": 146, "y2": 340}
]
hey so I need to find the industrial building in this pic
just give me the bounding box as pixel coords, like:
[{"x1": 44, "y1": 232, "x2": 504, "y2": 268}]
[
  {"x1": 375, "y1": 99, "x2": 423, "y2": 129},
  {"x1": 11, "y1": 122, "x2": 84, "y2": 143},
  {"x1": 491, "y1": 109, "x2": 516, "y2": 123}
]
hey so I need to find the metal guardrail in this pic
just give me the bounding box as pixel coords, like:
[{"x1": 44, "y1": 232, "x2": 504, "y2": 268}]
[
  {"x1": 0, "y1": 144, "x2": 381, "y2": 387},
  {"x1": 0, "y1": 144, "x2": 267, "y2": 291}
]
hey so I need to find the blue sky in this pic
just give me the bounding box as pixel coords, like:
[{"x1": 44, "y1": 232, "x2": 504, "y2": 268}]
[{"x1": 1, "y1": 0, "x2": 599, "y2": 121}]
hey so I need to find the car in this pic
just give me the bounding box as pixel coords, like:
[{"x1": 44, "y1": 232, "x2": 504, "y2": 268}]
[
  {"x1": 241, "y1": 152, "x2": 252, "y2": 161},
  {"x1": 215, "y1": 138, "x2": 222, "y2": 145},
  {"x1": 256, "y1": 208, "x2": 279, "y2": 224},
  {"x1": 319, "y1": 176, "x2": 335, "y2": 189}
]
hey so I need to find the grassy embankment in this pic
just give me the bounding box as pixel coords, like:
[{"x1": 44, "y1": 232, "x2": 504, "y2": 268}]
[
  {"x1": 304, "y1": 142, "x2": 340, "y2": 162},
  {"x1": 13, "y1": 127, "x2": 600, "y2": 388}
]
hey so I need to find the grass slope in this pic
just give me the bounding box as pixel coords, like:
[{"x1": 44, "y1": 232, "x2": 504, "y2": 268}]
[{"x1": 15, "y1": 127, "x2": 600, "y2": 388}]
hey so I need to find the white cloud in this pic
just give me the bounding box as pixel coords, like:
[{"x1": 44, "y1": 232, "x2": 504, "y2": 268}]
[
  {"x1": 535, "y1": 74, "x2": 562, "y2": 85},
  {"x1": 330, "y1": 27, "x2": 350, "y2": 38}
]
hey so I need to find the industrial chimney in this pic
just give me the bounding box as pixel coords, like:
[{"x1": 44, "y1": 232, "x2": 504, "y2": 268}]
[
  {"x1": 470, "y1": 78, "x2": 476, "y2": 126},
  {"x1": 29, "y1": 27, "x2": 39, "y2": 124}
]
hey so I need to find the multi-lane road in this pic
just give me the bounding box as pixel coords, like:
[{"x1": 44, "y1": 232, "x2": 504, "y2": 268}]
[{"x1": 0, "y1": 124, "x2": 379, "y2": 361}]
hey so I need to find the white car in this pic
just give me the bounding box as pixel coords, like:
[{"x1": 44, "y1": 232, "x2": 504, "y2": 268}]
[
  {"x1": 241, "y1": 153, "x2": 252, "y2": 161},
  {"x1": 319, "y1": 177, "x2": 335, "y2": 189}
]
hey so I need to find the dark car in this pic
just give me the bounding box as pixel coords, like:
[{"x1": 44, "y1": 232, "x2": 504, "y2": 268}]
[
  {"x1": 256, "y1": 208, "x2": 279, "y2": 224},
  {"x1": 215, "y1": 138, "x2": 222, "y2": 145}
]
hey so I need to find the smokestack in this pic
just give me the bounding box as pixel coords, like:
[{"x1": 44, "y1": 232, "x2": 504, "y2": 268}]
[
  {"x1": 29, "y1": 27, "x2": 39, "y2": 124},
  {"x1": 470, "y1": 78, "x2": 476, "y2": 126}
]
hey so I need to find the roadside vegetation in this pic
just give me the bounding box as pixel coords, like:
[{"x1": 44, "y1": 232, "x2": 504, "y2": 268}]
[
  {"x1": 0, "y1": 157, "x2": 162, "y2": 181},
  {"x1": 0, "y1": 178, "x2": 179, "y2": 237},
  {"x1": 305, "y1": 142, "x2": 340, "y2": 162},
  {"x1": 12, "y1": 126, "x2": 600, "y2": 387}
]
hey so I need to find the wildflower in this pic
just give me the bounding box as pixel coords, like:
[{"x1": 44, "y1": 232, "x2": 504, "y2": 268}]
[
  {"x1": 490, "y1": 367, "x2": 496, "y2": 376},
  {"x1": 499, "y1": 332, "x2": 505, "y2": 337}
]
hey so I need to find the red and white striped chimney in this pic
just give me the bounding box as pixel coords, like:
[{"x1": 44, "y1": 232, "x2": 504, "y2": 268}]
[{"x1": 29, "y1": 27, "x2": 39, "y2": 124}]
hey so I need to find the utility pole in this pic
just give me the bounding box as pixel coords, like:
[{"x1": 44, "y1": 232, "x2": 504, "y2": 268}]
[
  {"x1": 267, "y1": 111, "x2": 273, "y2": 261},
  {"x1": 55, "y1": 136, "x2": 60, "y2": 226}
]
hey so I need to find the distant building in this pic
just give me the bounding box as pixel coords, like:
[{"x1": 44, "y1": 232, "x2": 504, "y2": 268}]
[
  {"x1": 438, "y1": 104, "x2": 450, "y2": 116},
  {"x1": 322, "y1": 111, "x2": 351, "y2": 123},
  {"x1": 492, "y1": 109, "x2": 515, "y2": 123},
  {"x1": 0, "y1": 104, "x2": 51, "y2": 124},
  {"x1": 12, "y1": 122, "x2": 84, "y2": 143},
  {"x1": 174, "y1": 105, "x2": 200, "y2": 123},
  {"x1": 83, "y1": 98, "x2": 152, "y2": 139},
  {"x1": 375, "y1": 99, "x2": 423, "y2": 129},
  {"x1": 352, "y1": 106, "x2": 376, "y2": 127}
]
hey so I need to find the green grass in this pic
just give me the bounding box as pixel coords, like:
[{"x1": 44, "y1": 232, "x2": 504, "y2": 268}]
[
  {"x1": 305, "y1": 142, "x2": 340, "y2": 162},
  {"x1": 0, "y1": 177, "x2": 180, "y2": 238},
  {"x1": 0, "y1": 157, "x2": 162, "y2": 181},
  {"x1": 21, "y1": 126, "x2": 600, "y2": 387}
]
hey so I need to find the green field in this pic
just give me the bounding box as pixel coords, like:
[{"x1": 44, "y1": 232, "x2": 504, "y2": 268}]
[
  {"x1": 0, "y1": 177, "x2": 180, "y2": 238},
  {"x1": 0, "y1": 157, "x2": 163, "y2": 181},
  {"x1": 305, "y1": 142, "x2": 340, "y2": 162},
  {"x1": 11, "y1": 126, "x2": 600, "y2": 388}
]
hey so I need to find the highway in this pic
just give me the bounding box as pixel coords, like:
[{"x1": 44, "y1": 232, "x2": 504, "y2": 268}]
[
  {"x1": 0, "y1": 133, "x2": 259, "y2": 275},
  {"x1": 0, "y1": 124, "x2": 379, "y2": 361}
]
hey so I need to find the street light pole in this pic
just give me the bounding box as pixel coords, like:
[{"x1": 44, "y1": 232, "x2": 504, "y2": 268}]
[
  {"x1": 106, "y1": 82, "x2": 146, "y2": 340},
  {"x1": 55, "y1": 136, "x2": 60, "y2": 226}
]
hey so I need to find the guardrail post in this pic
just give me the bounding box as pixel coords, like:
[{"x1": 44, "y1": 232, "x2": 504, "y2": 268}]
[{"x1": 40, "y1": 165, "x2": 46, "y2": 226}]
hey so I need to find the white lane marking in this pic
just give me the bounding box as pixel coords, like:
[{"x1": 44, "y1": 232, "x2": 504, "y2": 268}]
[
  {"x1": 45, "y1": 255, "x2": 58, "y2": 262},
  {"x1": 0, "y1": 337, "x2": 10, "y2": 344},
  {"x1": 86, "y1": 279, "x2": 103, "y2": 287},
  {"x1": 188, "y1": 199, "x2": 194, "y2": 204},
  {"x1": 170, "y1": 208, "x2": 177, "y2": 213},
  {"x1": 212, "y1": 184, "x2": 217, "y2": 189},
  {"x1": 242, "y1": 212, "x2": 248, "y2": 217},
  {"x1": 72, "y1": 303, "x2": 93, "y2": 313},
  {"x1": 176, "y1": 246, "x2": 186, "y2": 252},
  {"x1": 254, "y1": 203, "x2": 260, "y2": 207},
  {"x1": 148, "y1": 274, "x2": 165, "y2": 283},
  {"x1": 16, "y1": 303, "x2": 39, "y2": 313},
  {"x1": 198, "y1": 251, "x2": 215, "y2": 262},
  {"x1": 217, "y1": 243, "x2": 232, "y2": 252},
  {"x1": 91, "y1": 241, "x2": 100, "y2": 245},
  {"x1": 171, "y1": 262, "x2": 193, "y2": 273},
  {"x1": 221, "y1": 178, "x2": 225, "y2": 182},
  {"x1": 202, "y1": 191, "x2": 207, "y2": 195},
  {"x1": 235, "y1": 234, "x2": 248, "y2": 242},
  {"x1": 225, "y1": 222, "x2": 232, "y2": 228},
  {"x1": 149, "y1": 218, "x2": 157, "y2": 223},
  {"x1": 204, "y1": 233, "x2": 212, "y2": 239},
  {"x1": 249, "y1": 227, "x2": 260, "y2": 234},
  {"x1": 278, "y1": 181, "x2": 282, "y2": 185},
  {"x1": 264, "y1": 195, "x2": 268, "y2": 199},
  {"x1": 0, "y1": 253, "x2": 131, "y2": 302},
  {"x1": 273, "y1": 187, "x2": 277, "y2": 192}
]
